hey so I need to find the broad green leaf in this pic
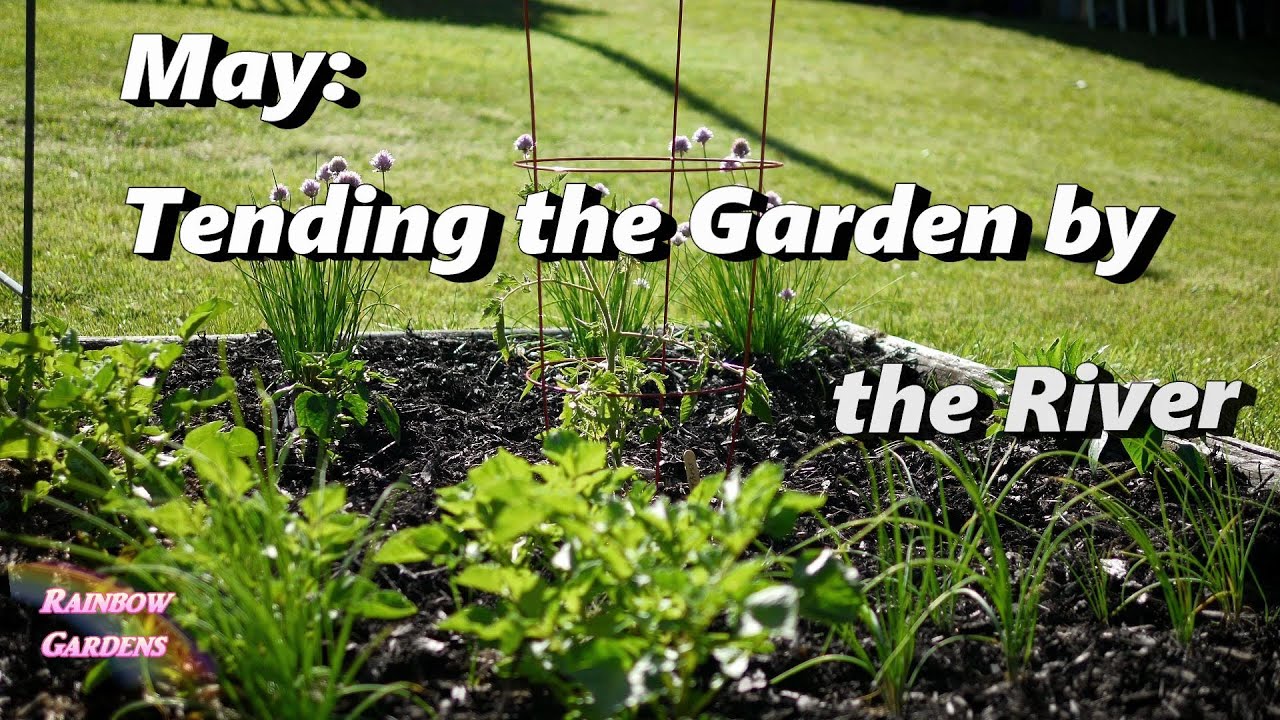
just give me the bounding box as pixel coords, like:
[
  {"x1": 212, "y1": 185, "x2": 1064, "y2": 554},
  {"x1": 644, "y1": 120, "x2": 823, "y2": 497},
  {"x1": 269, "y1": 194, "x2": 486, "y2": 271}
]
[
  {"x1": 343, "y1": 392, "x2": 369, "y2": 426},
  {"x1": 542, "y1": 430, "x2": 606, "y2": 477},
  {"x1": 179, "y1": 298, "x2": 231, "y2": 341},
  {"x1": 454, "y1": 564, "x2": 540, "y2": 600},
  {"x1": 791, "y1": 549, "x2": 866, "y2": 625},
  {"x1": 295, "y1": 391, "x2": 338, "y2": 439},
  {"x1": 763, "y1": 491, "x2": 826, "y2": 539},
  {"x1": 1, "y1": 331, "x2": 54, "y2": 354},
  {"x1": 373, "y1": 525, "x2": 457, "y2": 564},
  {"x1": 688, "y1": 472, "x2": 725, "y2": 507},
  {"x1": 440, "y1": 605, "x2": 526, "y2": 654},
  {"x1": 145, "y1": 500, "x2": 204, "y2": 537},
  {"x1": 301, "y1": 485, "x2": 347, "y2": 521},
  {"x1": 742, "y1": 584, "x2": 799, "y2": 639},
  {"x1": 375, "y1": 394, "x2": 400, "y2": 441},
  {"x1": 562, "y1": 639, "x2": 638, "y2": 719},
  {"x1": 0, "y1": 417, "x2": 49, "y2": 460},
  {"x1": 353, "y1": 589, "x2": 417, "y2": 620}
]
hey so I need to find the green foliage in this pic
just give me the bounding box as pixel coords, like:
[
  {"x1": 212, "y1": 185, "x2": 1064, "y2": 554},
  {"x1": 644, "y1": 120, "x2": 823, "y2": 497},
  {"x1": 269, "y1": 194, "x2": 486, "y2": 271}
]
[
  {"x1": 552, "y1": 354, "x2": 666, "y2": 465},
  {"x1": 1089, "y1": 444, "x2": 1277, "y2": 642},
  {"x1": 979, "y1": 337, "x2": 1166, "y2": 473},
  {"x1": 917, "y1": 441, "x2": 1100, "y2": 680},
  {"x1": 490, "y1": 174, "x2": 775, "y2": 464},
  {"x1": 11, "y1": 377, "x2": 426, "y2": 720},
  {"x1": 377, "y1": 431, "x2": 823, "y2": 719},
  {"x1": 545, "y1": 258, "x2": 663, "y2": 359},
  {"x1": 0, "y1": 300, "x2": 231, "y2": 507},
  {"x1": 289, "y1": 350, "x2": 400, "y2": 460},
  {"x1": 240, "y1": 257, "x2": 384, "y2": 382},
  {"x1": 784, "y1": 449, "x2": 977, "y2": 715},
  {"x1": 682, "y1": 254, "x2": 837, "y2": 368}
]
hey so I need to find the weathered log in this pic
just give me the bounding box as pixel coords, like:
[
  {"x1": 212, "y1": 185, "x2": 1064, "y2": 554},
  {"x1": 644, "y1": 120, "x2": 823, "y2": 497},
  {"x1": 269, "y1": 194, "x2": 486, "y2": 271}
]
[{"x1": 821, "y1": 316, "x2": 1280, "y2": 489}]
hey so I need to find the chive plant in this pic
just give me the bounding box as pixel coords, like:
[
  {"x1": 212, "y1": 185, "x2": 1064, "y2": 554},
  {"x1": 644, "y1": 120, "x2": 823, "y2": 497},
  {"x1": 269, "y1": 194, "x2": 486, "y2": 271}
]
[
  {"x1": 682, "y1": 254, "x2": 839, "y2": 368},
  {"x1": 241, "y1": 153, "x2": 391, "y2": 382},
  {"x1": 1092, "y1": 445, "x2": 1276, "y2": 642},
  {"x1": 916, "y1": 441, "x2": 1105, "y2": 680},
  {"x1": 241, "y1": 258, "x2": 383, "y2": 380},
  {"x1": 545, "y1": 257, "x2": 663, "y2": 359},
  {"x1": 782, "y1": 444, "x2": 980, "y2": 716}
]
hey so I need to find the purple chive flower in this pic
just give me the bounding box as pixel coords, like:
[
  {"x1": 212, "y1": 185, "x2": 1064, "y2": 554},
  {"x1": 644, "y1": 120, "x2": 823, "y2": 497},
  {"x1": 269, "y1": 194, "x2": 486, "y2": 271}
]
[
  {"x1": 766, "y1": 191, "x2": 782, "y2": 207},
  {"x1": 671, "y1": 231, "x2": 686, "y2": 247},
  {"x1": 593, "y1": 182, "x2": 610, "y2": 196},
  {"x1": 646, "y1": 198, "x2": 663, "y2": 209},
  {"x1": 370, "y1": 149, "x2": 395, "y2": 173},
  {"x1": 669, "y1": 135, "x2": 691, "y2": 156},
  {"x1": 335, "y1": 170, "x2": 363, "y2": 186},
  {"x1": 514, "y1": 133, "x2": 535, "y2": 155},
  {"x1": 678, "y1": 222, "x2": 691, "y2": 236},
  {"x1": 779, "y1": 288, "x2": 797, "y2": 302},
  {"x1": 720, "y1": 156, "x2": 742, "y2": 172},
  {"x1": 328, "y1": 156, "x2": 349, "y2": 173},
  {"x1": 316, "y1": 163, "x2": 333, "y2": 182},
  {"x1": 269, "y1": 184, "x2": 289, "y2": 203},
  {"x1": 731, "y1": 138, "x2": 751, "y2": 159},
  {"x1": 693, "y1": 127, "x2": 713, "y2": 145},
  {"x1": 300, "y1": 178, "x2": 321, "y2": 199}
]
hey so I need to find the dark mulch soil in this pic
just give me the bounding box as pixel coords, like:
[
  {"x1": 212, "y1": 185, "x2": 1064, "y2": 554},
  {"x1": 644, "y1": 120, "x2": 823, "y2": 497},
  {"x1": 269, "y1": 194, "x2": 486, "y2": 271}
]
[{"x1": 3, "y1": 330, "x2": 1279, "y2": 719}]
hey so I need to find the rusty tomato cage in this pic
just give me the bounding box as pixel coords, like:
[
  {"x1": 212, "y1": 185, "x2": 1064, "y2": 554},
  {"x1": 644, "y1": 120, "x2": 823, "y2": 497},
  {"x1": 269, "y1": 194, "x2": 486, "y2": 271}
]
[{"x1": 515, "y1": 0, "x2": 783, "y2": 483}]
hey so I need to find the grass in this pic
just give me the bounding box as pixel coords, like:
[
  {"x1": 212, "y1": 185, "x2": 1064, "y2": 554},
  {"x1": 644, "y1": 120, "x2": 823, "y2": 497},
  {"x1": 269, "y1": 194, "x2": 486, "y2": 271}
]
[{"x1": 0, "y1": 0, "x2": 1276, "y2": 445}]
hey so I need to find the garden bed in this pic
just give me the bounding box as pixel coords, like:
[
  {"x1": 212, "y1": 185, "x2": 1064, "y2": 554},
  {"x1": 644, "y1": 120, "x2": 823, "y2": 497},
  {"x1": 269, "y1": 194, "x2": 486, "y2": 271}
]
[{"x1": 3, "y1": 328, "x2": 1279, "y2": 719}]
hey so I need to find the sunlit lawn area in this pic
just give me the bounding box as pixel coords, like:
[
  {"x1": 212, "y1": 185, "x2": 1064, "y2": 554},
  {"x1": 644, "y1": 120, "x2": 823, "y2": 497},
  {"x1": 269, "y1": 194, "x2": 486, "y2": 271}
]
[{"x1": 0, "y1": 0, "x2": 1276, "y2": 443}]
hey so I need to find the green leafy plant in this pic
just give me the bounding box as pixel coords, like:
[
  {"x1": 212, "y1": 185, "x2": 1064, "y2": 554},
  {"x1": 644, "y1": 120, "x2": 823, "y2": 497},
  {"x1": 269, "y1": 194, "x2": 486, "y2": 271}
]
[
  {"x1": 978, "y1": 337, "x2": 1166, "y2": 473},
  {"x1": 7, "y1": 368, "x2": 427, "y2": 719},
  {"x1": 488, "y1": 172, "x2": 773, "y2": 465},
  {"x1": 287, "y1": 350, "x2": 400, "y2": 464},
  {"x1": 375, "y1": 430, "x2": 824, "y2": 719},
  {"x1": 1091, "y1": 444, "x2": 1276, "y2": 642},
  {"x1": 0, "y1": 300, "x2": 230, "y2": 507}
]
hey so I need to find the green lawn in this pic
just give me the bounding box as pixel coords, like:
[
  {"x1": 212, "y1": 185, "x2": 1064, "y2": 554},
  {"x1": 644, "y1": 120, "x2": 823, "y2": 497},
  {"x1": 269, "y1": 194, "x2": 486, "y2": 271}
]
[{"x1": 1, "y1": 0, "x2": 1277, "y2": 445}]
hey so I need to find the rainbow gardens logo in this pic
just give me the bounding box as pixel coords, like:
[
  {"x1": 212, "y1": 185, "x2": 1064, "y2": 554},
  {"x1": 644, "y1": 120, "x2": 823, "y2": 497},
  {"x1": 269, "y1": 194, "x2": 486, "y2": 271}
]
[{"x1": 8, "y1": 562, "x2": 214, "y2": 687}]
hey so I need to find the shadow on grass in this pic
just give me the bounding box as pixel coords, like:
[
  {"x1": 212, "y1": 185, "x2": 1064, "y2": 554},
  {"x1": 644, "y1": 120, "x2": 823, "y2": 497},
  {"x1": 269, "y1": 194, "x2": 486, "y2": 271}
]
[
  {"x1": 105, "y1": 0, "x2": 599, "y2": 28},
  {"x1": 542, "y1": 29, "x2": 893, "y2": 202},
  {"x1": 823, "y1": 1, "x2": 1280, "y2": 106}
]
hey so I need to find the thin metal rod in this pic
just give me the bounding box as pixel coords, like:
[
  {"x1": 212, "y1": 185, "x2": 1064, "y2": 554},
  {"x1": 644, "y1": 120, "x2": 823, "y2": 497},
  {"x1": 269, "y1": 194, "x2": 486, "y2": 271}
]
[
  {"x1": 728, "y1": 0, "x2": 779, "y2": 471},
  {"x1": 655, "y1": 0, "x2": 686, "y2": 484},
  {"x1": 22, "y1": 0, "x2": 35, "y2": 331},
  {"x1": 0, "y1": 271, "x2": 23, "y2": 297},
  {"x1": 522, "y1": 0, "x2": 550, "y2": 430}
]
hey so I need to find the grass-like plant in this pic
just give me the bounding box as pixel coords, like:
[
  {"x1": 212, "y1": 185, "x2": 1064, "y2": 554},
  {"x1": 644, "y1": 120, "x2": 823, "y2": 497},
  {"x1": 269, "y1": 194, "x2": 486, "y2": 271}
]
[
  {"x1": 783, "y1": 443, "x2": 979, "y2": 716},
  {"x1": 544, "y1": 257, "x2": 663, "y2": 359},
  {"x1": 240, "y1": 258, "x2": 383, "y2": 381},
  {"x1": 6, "y1": 365, "x2": 428, "y2": 719},
  {"x1": 914, "y1": 441, "x2": 1104, "y2": 680},
  {"x1": 683, "y1": 253, "x2": 837, "y2": 368},
  {"x1": 1068, "y1": 517, "x2": 1118, "y2": 624},
  {"x1": 1092, "y1": 444, "x2": 1275, "y2": 642},
  {"x1": 240, "y1": 153, "x2": 394, "y2": 383}
]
